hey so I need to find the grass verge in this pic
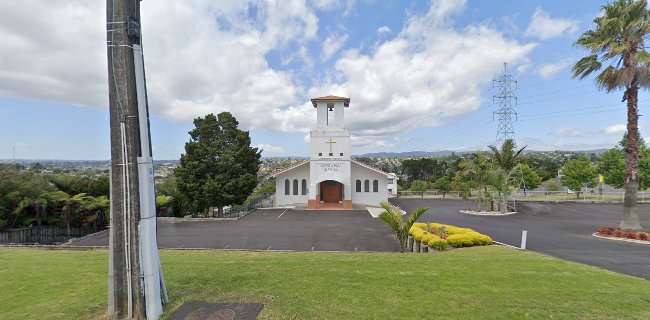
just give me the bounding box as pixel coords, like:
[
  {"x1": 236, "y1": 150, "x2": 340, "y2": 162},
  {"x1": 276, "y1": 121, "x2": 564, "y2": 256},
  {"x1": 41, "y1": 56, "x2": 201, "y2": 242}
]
[{"x1": 0, "y1": 246, "x2": 649, "y2": 319}]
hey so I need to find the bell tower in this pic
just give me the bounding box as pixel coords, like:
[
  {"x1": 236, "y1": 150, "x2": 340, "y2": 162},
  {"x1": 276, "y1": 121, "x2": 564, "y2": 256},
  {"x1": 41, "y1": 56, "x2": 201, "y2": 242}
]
[
  {"x1": 308, "y1": 95, "x2": 353, "y2": 210},
  {"x1": 310, "y1": 95, "x2": 351, "y2": 160}
]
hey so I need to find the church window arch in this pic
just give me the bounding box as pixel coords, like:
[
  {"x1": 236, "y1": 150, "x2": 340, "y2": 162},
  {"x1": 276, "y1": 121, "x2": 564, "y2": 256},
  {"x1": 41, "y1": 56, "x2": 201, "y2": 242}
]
[
  {"x1": 373, "y1": 180, "x2": 379, "y2": 192},
  {"x1": 356, "y1": 180, "x2": 361, "y2": 192},
  {"x1": 364, "y1": 180, "x2": 370, "y2": 192},
  {"x1": 293, "y1": 179, "x2": 299, "y2": 195},
  {"x1": 301, "y1": 179, "x2": 307, "y2": 195},
  {"x1": 284, "y1": 179, "x2": 290, "y2": 195}
]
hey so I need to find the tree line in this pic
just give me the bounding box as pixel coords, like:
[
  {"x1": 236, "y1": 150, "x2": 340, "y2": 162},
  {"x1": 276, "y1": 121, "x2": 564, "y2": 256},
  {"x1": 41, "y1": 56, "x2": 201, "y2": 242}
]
[
  {"x1": 0, "y1": 164, "x2": 110, "y2": 232},
  {"x1": 399, "y1": 136, "x2": 648, "y2": 211}
]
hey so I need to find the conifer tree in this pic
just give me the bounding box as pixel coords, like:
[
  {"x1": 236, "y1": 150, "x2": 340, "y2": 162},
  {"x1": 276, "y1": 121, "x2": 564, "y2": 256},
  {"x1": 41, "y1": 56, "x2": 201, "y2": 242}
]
[{"x1": 175, "y1": 112, "x2": 261, "y2": 216}]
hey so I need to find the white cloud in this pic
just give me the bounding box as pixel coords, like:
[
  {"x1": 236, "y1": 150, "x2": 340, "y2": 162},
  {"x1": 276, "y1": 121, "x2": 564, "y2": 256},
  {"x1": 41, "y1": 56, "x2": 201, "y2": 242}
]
[
  {"x1": 309, "y1": 0, "x2": 535, "y2": 140},
  {"x1": 0, "y1": 0, "x2": 536, "y2": 150},
  {"x1": 525, "y1": 7, "x2": 579, "y2": 40},
  {"x1": 12, "y1": 143, "x2": 36, "y2": 148},
  {"x1": 350, "y1": 135, "x2": 394, "y2": 150},
  {"x1": 377, "y1": 26, "x2": 391, "y2": 35},
  {"x1": 538, "y1": 59, "x2": 572, "y2": 80},
  {"x1": 603, "y1": 124, "x2": 627, "y2": 136},
  {"x1": 257, "y1": 144, "x2": 286, "y2": 155},
  {"x1": 549, "y1": 127, "x2": 584, "y2": 137},
  {"x1": 0, "y1": 0, "x2": 318, "y2": 132},
  {"x1": 322, "y1": 34, "x2": 349, "y2": 61},
  {"x1": 312, "y1": 0, "x2": 342, "y2": 11}
]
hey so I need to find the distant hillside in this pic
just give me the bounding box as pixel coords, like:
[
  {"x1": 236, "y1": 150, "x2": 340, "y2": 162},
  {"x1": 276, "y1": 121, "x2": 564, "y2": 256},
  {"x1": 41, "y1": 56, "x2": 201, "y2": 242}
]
[{"x1": 354, "y1": 149, "x2": 610, "y2": 158}]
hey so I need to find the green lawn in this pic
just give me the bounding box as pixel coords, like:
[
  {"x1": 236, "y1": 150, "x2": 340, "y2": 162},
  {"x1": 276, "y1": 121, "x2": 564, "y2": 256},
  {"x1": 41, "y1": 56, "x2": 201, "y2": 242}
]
[{"x1": 1, "y1": 247, "x2": 649, "y2": 319}]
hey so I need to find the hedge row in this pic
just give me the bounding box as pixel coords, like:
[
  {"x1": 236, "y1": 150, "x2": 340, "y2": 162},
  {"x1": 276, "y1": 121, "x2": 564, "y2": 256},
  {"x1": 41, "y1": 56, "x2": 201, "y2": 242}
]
[{"x1": 409, "y1": 223, "x2": 493, "y2": 251}]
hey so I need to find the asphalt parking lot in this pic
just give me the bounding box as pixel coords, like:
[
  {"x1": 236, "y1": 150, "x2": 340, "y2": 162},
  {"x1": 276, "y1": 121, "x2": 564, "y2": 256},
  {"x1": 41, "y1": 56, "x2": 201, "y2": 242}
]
[
  {"x1": 69, "y1": 199, "x2": 650, "y2": 279},
  {"x1": 391, "y1": 199, "x2": 650, "y2": 280},
  {"x1": 68, "y1": 208, "x2": 400, "y2": 252}
]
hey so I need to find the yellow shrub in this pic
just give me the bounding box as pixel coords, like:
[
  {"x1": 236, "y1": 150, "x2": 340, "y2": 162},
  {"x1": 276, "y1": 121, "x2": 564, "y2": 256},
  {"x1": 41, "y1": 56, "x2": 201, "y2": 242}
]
[
  {"x1": 467, "y1": 232, "x2": 493, "y2": 246},
  {"x1": 446, "y1": 234, "x2": 475, "y2": 247},
  {"x1": 420, "y1": 233, "x2": 435, "y2": 244},
  {"x1": 446, "y1": 226, "x2": 475, "y2": 235},
  {"x1": 429, "y1": 223, "x2": 444, "y2": 230},
  {"x1": 412, "y1": 229, "x2": 426, "y2": 242},
  {"x1": 427, "y1": 235, "x2": 449, "y2": 251},
  {"x1": 409, "y1": 224, "x2": 426, "y2": 236},
  {"x1": 412, "y1": 222, "x2": 428, "y2": 229}
]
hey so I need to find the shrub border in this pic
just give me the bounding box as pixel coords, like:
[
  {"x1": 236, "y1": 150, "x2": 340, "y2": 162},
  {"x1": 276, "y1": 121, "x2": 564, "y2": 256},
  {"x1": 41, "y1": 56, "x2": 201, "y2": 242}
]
[{"x1": 592, "y1": 233, "x2": 650, "y2": 246}]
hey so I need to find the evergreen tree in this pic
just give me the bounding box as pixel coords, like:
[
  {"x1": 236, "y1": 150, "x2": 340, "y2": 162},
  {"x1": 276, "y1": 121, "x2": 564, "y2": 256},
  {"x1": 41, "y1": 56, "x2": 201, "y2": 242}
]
[{"x1": 175, "y1": 112, "x2": 261, "y2": 216}]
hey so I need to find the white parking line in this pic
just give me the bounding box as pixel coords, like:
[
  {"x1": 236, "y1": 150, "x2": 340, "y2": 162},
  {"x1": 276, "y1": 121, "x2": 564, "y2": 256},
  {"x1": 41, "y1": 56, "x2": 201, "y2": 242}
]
[
  {"x1": 267, "y1": 245, "x2": 272, "y2": 250},
  {"x1": 277, "y1": 208, "x2": 288, "y2": 219},
  {"x1": 223, "y1": 244, "x2": 230, "y2": 249}
]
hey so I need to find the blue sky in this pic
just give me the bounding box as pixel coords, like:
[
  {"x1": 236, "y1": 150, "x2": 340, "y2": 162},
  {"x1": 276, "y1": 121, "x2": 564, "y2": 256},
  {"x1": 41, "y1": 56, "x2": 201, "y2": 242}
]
[{"x1": 0, "y1": 0, "x2": 647, "y2": 160}]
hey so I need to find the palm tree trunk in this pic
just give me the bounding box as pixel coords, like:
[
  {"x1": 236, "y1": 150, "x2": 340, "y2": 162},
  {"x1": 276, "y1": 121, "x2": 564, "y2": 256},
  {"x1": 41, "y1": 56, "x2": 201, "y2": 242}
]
[{"x1": 621, "y1": 83, "x2": 642, "y2": 230}]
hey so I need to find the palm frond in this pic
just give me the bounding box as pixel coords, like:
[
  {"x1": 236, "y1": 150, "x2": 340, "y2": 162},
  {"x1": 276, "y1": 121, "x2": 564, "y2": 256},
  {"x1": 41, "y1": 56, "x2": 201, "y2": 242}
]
[{"x1": 405, "y1": 207, "x2": 428, "y2": 231}]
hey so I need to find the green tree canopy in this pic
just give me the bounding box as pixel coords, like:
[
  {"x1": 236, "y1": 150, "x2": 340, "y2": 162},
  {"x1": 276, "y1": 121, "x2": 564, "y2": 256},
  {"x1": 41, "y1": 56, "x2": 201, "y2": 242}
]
[
  {"x1": 175, "y1": 112, "x2": 262, "y2": 216},
  {"x1": 517, "y1": 164, "x2": 543, "y2": 191},
  {"x1": 561, "y1": 157, "x2": 598, "y2": 198},
  {"x1": 432, "y1": 176, "x2": 452, "y2": 197}
]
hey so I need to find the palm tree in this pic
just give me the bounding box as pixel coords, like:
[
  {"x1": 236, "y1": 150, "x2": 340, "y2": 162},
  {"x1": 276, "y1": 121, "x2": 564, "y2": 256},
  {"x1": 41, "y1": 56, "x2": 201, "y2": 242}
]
[
  {"x1": 488, "y1": 139, "x2": 526, "y2": 213},
  {"x1": 378, "y1": 201, "x2": 428, "y2": 252},
  {"x1": 80, "y1": 196, "x2": 110, "y2": 230},
  {"x1": 573, "y1": 0, "x2": 649, "y2": 230},
  {"x1": 61, "y1": 193, "x2": 91, "y2": 237},
  {"x1": 459, "y1": 153, "x2": 492, "y2": 209}
]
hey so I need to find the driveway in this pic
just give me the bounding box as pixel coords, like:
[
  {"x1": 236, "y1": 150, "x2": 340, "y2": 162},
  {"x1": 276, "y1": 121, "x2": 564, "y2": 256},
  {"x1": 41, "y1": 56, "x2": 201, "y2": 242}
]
[
  {"x1": 391, "y1": 199, "x2": 650, "y2": 280},
  {"x1": 67, "y1": 209, "x2": 400, "y2": 252}
]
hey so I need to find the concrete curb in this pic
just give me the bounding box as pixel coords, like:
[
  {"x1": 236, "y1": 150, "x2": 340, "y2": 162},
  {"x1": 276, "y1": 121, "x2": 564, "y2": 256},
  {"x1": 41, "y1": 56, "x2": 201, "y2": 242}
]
[
  {"x1": 0, "y1": 244, "x2": 400, "y2": 253},
  {"x1": 459, "y1": 210, "x2": 517, "y2": 216},
  {"x1": 157, "y1": 217, "x2": 239, "y2": 223},
  {"x1": 592, "y1": 233, "x2": 650, "y2": 246}
]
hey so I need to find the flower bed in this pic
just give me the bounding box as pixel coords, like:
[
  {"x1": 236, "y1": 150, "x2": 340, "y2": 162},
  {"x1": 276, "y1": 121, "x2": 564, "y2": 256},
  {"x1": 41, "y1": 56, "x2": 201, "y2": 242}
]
[
  {"x1": 408, "y1": 222, "x2": 493, "y2": 252},
  {"x1": 595, "y1": 226, "x2": 650, "y2": 243}
]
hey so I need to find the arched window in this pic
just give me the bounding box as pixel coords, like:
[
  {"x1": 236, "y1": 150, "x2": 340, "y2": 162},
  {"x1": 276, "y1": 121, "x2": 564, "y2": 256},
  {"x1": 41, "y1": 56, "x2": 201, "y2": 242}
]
[
  {"x1": 284, "y1": 179, "x2": 290, "y2": 195},
  {"x1": 293, "y1": 179, "x2": 299, "y2": 195},
  {"x1": 364, "y1": 180, "x2": 370, "y2": 192},
  {"x1": 301, "y1": 179, "x2": 307, "y2": 195},
  {"x1": 356, "y1": 180, "x2": 362, "y2": 192},
  {"x1": 373, "y1": 180, "x2": 379, "y2": 192}
]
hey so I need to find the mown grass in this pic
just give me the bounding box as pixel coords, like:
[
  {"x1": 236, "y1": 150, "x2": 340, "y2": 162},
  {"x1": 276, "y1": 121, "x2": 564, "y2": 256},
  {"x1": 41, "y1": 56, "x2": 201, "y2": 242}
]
[{"x1": 1, "y1": 246, "x2": 649, "y2": 319}]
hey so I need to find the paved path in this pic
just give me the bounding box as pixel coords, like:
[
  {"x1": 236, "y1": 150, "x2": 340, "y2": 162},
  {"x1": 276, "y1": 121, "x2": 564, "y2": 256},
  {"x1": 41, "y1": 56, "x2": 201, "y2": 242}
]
[
  {"x1": 391, "y1": 199, "x2": 650, "y2": 280},
  {"x1": 67, "y1": 209, "x2": 400, "y2": 252}
]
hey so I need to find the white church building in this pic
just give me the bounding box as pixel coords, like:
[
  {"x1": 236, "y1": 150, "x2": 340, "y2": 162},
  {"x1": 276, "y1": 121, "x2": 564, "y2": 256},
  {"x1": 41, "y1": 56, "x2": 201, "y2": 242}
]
[{"x1": 271, "y1": 96, "x2": 398, "y2": 210}]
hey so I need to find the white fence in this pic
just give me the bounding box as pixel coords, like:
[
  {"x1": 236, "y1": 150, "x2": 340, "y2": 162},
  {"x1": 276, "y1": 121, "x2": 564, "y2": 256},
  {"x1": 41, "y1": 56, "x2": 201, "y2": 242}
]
[{"x1": 398, "y1": 189, "x2": 650, "y2": 203}]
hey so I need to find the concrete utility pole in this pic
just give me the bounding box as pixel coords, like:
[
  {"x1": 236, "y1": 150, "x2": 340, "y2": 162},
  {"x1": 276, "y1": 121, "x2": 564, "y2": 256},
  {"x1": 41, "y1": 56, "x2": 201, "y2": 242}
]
[{"x1": 107, "y1": 1, "x2": 166, "y2": 319}]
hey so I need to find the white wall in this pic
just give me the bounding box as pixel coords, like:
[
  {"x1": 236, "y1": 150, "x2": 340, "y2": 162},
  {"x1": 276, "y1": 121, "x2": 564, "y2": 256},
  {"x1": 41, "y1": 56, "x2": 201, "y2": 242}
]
[
  {"x1": 387, "y1": 175, "x2": 398, "y2": 195},
  {"x1": 309, "y1": 160, "x2": 351, "y2": 201},
  {"x1": 275, "y1": 162, "x2": 310, "y2": 206},
  {"x1": 350, "y1": 162, "x2": 388, "y2": 207}
]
